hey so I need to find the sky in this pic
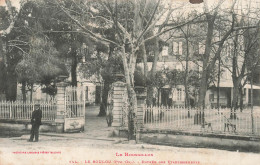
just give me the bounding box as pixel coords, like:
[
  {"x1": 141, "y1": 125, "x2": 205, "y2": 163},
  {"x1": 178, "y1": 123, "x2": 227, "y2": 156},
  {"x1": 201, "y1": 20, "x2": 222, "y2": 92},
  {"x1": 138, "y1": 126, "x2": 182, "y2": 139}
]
[
  {"x1": 0, "y1": 0, "x2": 193, "y2": 7},
  {"x1": 0, "y1": 0, "x2": 253, "y2": 9},
  {"x1": 0, "y1": 0, "x2": 21, "y2": 9},
  {"x1": 1, "y1": 0, "x2": 259, "y2": 18}
]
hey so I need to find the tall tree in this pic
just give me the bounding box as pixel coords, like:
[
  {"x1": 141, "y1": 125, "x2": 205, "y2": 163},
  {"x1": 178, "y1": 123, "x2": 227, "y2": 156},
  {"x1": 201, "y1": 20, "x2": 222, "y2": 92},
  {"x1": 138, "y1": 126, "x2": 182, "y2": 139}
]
[
  {"x1": 16, "y1": 36, "x2": 63, "y2": 102},
  {"x1": 0, "y1": 0, "x2": 24, "y2": 101},
  {"x1": 220, "y1": 0, "x2": 260, "y2": 118},
  {"x1": 55, "y1": 0, "x2": 176, "y2": 139},
  {"x1": 195, "y1": 0, "x2": 237, "y2": 123}
]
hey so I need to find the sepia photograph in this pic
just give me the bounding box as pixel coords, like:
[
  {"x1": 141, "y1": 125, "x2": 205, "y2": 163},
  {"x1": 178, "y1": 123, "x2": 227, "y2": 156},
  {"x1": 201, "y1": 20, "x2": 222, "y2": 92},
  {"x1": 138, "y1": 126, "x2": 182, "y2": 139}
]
[{"x1": 0, "y1": 0, "x2": 260, "y2": 164}]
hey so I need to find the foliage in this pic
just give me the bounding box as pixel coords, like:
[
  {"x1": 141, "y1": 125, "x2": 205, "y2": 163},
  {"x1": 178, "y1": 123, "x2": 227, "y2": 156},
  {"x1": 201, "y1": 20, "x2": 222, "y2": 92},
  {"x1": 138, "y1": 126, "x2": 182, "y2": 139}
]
[
  {"x1": 166, "y1": 69, "x2": 185, "y2": 87},
  {"x1": 15, "y1": 36, "x2": 67, "y2": 95},
  {"x1": 134, "y1": 66, "x2": 145, "y2": 86},
  {"x1": 0, "y1": 62, "x2": 5, "y2": 93},
  {"x1": 0, "y1": 6, "x2": 10, "y2": 30},
  {"x1": 146, "y1": 68, "x2": 185, "y2": 89}
]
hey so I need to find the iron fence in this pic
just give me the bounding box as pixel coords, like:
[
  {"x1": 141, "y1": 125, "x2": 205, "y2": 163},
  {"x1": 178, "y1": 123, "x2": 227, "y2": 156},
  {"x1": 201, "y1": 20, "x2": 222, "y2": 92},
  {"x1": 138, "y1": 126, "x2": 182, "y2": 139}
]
[
  {"x1": 143, "y1": 105, "x2": 260, "y2": 136},
  {"x1": 0, "y1": 101, "x2": 56, "y2": 121}
]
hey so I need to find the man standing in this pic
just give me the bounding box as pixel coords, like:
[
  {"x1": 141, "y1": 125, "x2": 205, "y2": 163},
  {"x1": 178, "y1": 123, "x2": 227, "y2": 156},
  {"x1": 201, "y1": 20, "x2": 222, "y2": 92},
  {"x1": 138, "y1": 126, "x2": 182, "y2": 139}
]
[{"x1": 28, "y1": 104, "x2": 42, "y2": 142}]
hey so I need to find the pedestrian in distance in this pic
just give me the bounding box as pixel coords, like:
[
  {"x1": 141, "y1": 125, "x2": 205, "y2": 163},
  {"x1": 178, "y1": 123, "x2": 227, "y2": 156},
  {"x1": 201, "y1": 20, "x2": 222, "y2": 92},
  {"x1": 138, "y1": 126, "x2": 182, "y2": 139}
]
[{"x1": 28, "y1": 104, "x2": 42, "y2": 142}]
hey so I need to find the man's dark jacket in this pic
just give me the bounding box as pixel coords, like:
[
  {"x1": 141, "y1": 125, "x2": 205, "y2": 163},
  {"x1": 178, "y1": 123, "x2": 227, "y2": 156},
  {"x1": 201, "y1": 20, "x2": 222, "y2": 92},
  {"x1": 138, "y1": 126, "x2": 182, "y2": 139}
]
[{"x1": 31, "y1": 109, "x2": 42, "y2": 125}]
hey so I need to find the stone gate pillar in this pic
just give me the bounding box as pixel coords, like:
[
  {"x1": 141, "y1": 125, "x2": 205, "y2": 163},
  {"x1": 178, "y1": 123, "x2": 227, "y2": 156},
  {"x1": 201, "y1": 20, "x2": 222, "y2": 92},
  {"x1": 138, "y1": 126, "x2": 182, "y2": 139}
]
[
  {"x1": 135, "y1": 86, "x2": 146, "y2": 142},
  {"x1": 111, "y1": 82, "x2": 147, "y2": 140},
  {"x1": 135, "y1": 86, "x2": 146, "y2": 126},
  {"x1": 55, "y1": 81, "x2": 67, "y2": 133},
  {"x1": 112, "y1": 81, "x2": 127, "y2": 127}
]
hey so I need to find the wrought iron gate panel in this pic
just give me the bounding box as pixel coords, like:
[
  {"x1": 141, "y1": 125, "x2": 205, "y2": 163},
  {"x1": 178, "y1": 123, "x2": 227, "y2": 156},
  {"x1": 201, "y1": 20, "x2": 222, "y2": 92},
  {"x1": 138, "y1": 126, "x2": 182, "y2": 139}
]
[{"x1": 65, "y1": 86, "x2": 85, "y2": 118}]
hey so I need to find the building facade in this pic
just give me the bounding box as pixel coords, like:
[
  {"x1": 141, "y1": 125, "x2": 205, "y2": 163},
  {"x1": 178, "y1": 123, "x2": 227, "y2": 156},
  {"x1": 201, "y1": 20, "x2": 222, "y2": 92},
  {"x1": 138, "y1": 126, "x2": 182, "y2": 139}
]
[{"x1": 142, "y1": 30, "x2": 260, "y2": 108}]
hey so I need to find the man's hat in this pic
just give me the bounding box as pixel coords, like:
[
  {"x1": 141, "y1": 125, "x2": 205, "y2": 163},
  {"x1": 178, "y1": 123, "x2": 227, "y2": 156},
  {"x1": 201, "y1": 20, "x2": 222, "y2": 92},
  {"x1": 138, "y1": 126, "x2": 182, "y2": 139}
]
[{"x1": 34, "y1": 104, "x2": 40, "y2": 107}]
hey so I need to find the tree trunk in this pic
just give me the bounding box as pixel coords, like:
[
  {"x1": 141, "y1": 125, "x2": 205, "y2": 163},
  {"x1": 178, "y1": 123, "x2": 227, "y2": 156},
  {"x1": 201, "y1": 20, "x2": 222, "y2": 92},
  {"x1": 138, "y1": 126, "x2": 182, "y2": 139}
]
[
  {"x1": 231, "y1": 82, "x2": 239, "y2": 119},
  {"x1": 184, "y1": 63, "x2": 190, "y2": 108},
  {"x1": 197, "y1": 14, "x2": 215, "y2": 125},
  {"x1": 22, "y1": 80, "x2": 26, "y2": 103},
  {"x1": 217, "y1": 56, "x2": 221, "y2": 111},
  {"x1": 196, "y1": 75, "x2": 207, "y2": 125},
  {"x1": 71, "y1": 46, "x2": 78, "y2": 87},
  {"x1": 197, "y1": 70, "x2": 207, "y2": 124},
  {"x1": 230, "y1": 28, "x2": 240, "y2": 119},
  {"x1": 98, "y1": 78, "x2": 110, "y2": 117},
  {"x1": 157, "y1": 88, "x2": 160, "y2": 106},
  {"x1": 0, "y1": 62, "x2": 6, "y2": 94},
  {"x1": 121, "y1": 45, "x2": 137, "y2": 140},
  {"x1": 98, "y1": 42, "x2": 114, "y2": 116},
  {"x1": 1, "y1": 0, "x2": 21, "y2": 101},
  {"x1": 141, "y1": 42, "x2": 148, "y2": 83},
  {"x1": 128, "y1": 87, "x2": 137, "y2": 140},
  {"x1": 239, "y1": 86, "x2": 243, "y2": 112},
  {"x1": 184, "y1": 29, "x2": 190, "y2": 117},
  {"x1": 30, "y1": 83, "x2": 33, "y2": 102},
  {"x1": 146, "y1": 37, "x2": 160, "y2": 106},
  {"x1": 250, "y1": 73, "x2": 254, "y2": 134},
  {"x1": 0, "y1": 38, "x2": 3, "y2": 57},
  {"x1": 5, "y1": 71, "x2": 17, "y2": 101},
  {"x1": 146, "y1": 86, "x2": 154, "y2": 106}
]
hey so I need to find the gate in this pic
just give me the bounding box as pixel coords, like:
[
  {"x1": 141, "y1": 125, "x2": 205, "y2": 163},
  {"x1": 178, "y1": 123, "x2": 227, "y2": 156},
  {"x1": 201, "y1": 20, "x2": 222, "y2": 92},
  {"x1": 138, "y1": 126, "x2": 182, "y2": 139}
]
[
  {"x1": 106, "y1": 82, "x2": 146, "y2": 129},
  {"x1": 64, "y1": 86, "x2": 85, "y2": 132}
]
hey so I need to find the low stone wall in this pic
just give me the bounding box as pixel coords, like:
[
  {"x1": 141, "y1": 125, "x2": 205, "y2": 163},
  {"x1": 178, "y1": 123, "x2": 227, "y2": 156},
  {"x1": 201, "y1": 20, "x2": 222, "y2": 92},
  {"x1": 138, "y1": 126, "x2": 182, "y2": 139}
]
[
  {"x1": 64, "y1": 117, "x2": 85, "y2": 133},
  {"x1": 0, "y1": 122, "x2": 59, "y2": 137},
  {"x1": 139, "y1": 130, "x2": 260, "y2": 153}
]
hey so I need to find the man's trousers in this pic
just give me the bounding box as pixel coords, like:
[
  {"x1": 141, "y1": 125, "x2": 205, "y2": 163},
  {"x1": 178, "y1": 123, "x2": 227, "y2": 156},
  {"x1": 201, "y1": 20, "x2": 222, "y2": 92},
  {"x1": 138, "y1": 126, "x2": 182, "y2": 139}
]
[{"x1": 29, "y1": 124, "x2": 40, "y2": 141}]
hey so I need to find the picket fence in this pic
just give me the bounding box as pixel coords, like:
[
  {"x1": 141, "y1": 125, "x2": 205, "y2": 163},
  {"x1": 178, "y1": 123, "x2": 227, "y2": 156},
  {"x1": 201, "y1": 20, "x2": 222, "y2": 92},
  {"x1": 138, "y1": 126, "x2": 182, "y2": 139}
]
[
  {"x1": 143, "y1": 105, "x2": 260, "y2": 136},
  {"x1": 0, "y1": 101, "x2": 56, "y2": 121}
]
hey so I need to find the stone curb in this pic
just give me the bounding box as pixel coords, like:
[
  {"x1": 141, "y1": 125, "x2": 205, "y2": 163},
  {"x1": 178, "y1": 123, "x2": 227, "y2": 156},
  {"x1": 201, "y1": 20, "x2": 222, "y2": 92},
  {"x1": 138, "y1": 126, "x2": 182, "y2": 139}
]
[{"x1": 139, "y1": 133, "x2": 260, "y2": 153}]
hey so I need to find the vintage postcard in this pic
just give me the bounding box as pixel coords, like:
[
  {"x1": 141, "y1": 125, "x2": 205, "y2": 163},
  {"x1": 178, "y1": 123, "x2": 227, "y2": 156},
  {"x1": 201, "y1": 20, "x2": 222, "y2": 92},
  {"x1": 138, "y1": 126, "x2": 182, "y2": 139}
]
[{"x1": 0, "y1": 0, "x2": 260, "y2": 164}]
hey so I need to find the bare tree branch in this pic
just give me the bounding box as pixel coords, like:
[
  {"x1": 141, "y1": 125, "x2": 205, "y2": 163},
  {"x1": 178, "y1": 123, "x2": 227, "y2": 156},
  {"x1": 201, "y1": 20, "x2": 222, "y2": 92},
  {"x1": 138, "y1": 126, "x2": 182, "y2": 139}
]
[
  {"x1": 135, "y1": 0, "x2": 161, "y2": 44},
  {"x1": 100, "y1": 1, "x2": 132, "y2": 43},
  {"x1": 141, "y1": 12, "x2": 206, "y2": 46},
  {"x1": 55, "y1": 0, "x2": 120, "y2": 47}
]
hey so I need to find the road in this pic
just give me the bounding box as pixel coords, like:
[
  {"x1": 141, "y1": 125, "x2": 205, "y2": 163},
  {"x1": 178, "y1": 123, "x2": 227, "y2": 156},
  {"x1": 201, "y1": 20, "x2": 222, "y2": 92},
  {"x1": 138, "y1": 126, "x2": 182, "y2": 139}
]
[{"x1": 0, "y1": 133, "x2": 259, "y2": 165}]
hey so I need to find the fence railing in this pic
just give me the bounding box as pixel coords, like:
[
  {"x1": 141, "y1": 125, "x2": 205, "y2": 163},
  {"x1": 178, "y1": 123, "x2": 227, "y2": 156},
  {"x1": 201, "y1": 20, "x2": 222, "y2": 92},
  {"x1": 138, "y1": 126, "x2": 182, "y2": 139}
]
[
  {"x1": 65, "y1": 86, "x2": 85, "y2": 118},
  {"x1": 143, "y1": 105, "x2": 260, "y2": 136},
  {"x1": 65, "y1": 101, "x2": 85, "y2": 118},
  {"x1": 0, "y1": 101, "x2": 56, "y2": 121}
]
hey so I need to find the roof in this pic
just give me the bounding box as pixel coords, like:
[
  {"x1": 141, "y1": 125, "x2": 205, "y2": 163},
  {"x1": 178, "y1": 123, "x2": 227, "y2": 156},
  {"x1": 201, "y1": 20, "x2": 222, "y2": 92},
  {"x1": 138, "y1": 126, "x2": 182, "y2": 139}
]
[{"x1": 217, "y1": 82, "x2": 260, "y2": 89}]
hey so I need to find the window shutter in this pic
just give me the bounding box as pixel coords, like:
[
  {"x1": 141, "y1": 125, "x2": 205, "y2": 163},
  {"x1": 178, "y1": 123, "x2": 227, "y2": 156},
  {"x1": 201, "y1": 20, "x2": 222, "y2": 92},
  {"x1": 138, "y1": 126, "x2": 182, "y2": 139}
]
[
  {"x1": 169, "y1": 42, "x2": 173, "y2": 55},
  {"x1": 172, "y1": 42, "x2": 177, "y2": 55},
  {"x1": 179, "y1": 42, "x2": 183, "y2": 55},
  {"x1": 199, "y1": 42, "x2": 205, "y2": 54},
  {"x1": 162, "y1": 46, "x2": 168, "y2": 56}
]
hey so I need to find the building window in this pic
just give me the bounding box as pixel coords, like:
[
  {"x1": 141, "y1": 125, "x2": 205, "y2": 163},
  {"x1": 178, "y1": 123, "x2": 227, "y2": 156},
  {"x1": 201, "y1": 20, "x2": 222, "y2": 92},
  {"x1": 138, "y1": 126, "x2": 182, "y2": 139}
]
[
  {"x1": 162, "y1": 46, "x2": 168, "y2": 56},
  {"x1": 225, "y1": 68, "x2": 231, "y2": 80},
  {"x1": 179, "y1": 42, "x2": 183, "y2": 55},
  {"x1": 199, "y1": 42, "x2": 205, "y2": 54},
  {"x1": 177, "y1": 88, "x2": 182, "y2": 101},
  {"x1": 209, "y1": 94, "x2": 214, "y2": 102},
  {"x1": 176, "y1": 64, "x2": 182, "y2": 71},
  {"x1": 173, "y1": 41, "x2": 183, "y2": 55}
]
